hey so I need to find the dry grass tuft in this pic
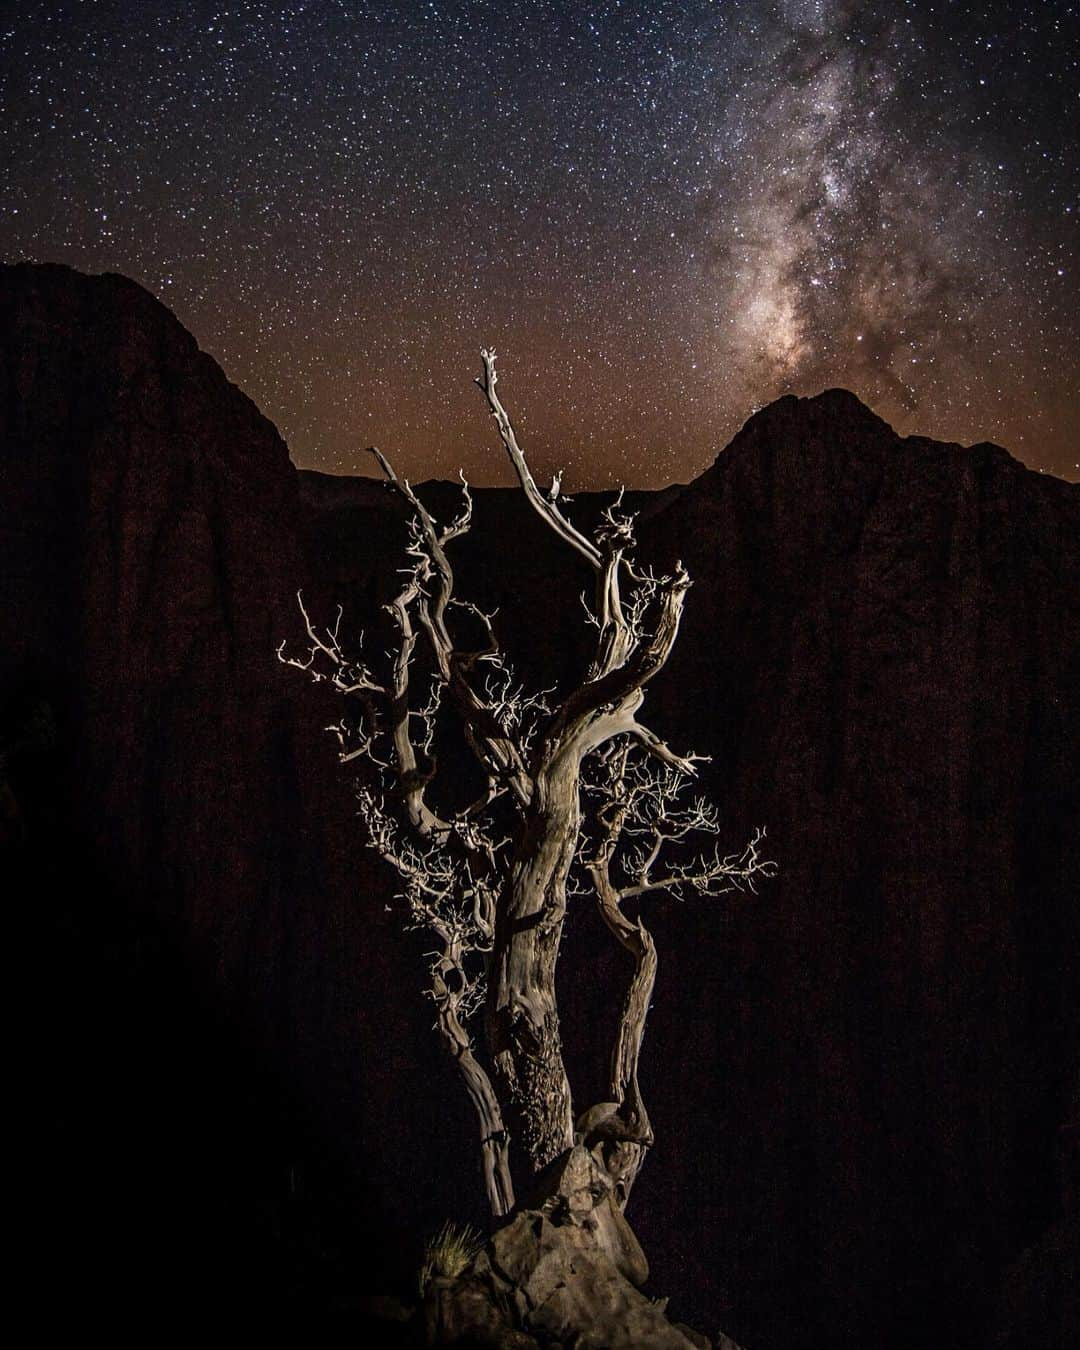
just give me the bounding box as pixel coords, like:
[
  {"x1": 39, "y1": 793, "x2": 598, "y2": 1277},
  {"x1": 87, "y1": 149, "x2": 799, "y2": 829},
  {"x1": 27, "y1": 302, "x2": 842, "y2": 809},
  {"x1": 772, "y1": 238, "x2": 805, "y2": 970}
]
[{"x1": 417, "y1": 1221, "x2": 484, "y2": 1296}]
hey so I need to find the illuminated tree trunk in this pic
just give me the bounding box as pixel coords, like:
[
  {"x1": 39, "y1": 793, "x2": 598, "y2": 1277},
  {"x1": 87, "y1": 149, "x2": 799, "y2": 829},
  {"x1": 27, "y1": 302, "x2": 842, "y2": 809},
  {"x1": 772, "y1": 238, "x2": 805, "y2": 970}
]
[{"x1": 487, "y1": 765, "x2": 581, "y2": 1173}]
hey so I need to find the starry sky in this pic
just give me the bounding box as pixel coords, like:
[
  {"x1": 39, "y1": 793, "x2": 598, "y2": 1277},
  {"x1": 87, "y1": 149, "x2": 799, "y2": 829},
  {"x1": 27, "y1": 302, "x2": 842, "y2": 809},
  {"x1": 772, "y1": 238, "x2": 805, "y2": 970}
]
[{"x1": 2, "y1": 1, "x2": 1077, "y2": 485}]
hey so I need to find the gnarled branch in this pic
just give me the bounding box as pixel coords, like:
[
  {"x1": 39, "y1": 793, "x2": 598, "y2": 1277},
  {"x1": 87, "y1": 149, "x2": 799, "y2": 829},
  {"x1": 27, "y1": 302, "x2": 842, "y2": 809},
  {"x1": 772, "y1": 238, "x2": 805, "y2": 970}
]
[{"x1": 580, "y1": 741, "x2": 775, "y2": 1206}]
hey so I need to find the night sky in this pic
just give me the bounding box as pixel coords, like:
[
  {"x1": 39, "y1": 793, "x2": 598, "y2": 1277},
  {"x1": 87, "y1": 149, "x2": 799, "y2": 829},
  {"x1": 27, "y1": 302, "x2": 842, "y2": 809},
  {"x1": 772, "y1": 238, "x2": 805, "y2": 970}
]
[{"x1": 2, "y1": 1, "x2": 1077, "y2": 486}]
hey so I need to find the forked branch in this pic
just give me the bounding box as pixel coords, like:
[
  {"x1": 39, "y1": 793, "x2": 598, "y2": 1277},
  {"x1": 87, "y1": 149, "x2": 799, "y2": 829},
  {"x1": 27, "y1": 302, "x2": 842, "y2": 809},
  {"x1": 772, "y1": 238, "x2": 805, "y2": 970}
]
[{"x1": 368, "y1": 445, "x2": 534, "y2": 809}]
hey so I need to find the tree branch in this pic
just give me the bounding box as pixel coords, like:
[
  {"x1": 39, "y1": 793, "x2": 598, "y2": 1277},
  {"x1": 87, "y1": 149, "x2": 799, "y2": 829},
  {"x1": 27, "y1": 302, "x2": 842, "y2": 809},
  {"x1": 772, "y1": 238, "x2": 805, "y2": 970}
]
[
  {"x1": 430, "y1": 937, "x2": 515, "y2": 1218},
  {"x1": 475, "y1": 349, "x2": 603, "y2": 570},
  {"x1": 369, "y1": 445, "x2": 535, "y2": 808},
  {"x1": 624, "y1": 719, "x2": 710, "y2": 776},
  {"x1": 543, "y1": 560, "x2": 693, "y2": 758}
]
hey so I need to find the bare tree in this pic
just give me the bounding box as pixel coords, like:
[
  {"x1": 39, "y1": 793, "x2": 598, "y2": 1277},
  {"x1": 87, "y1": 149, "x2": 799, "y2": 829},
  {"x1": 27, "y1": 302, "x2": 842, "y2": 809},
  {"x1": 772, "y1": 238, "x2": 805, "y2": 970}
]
[{"x1": 280, "y1": 350, "x2": 774, "y2": 1222}]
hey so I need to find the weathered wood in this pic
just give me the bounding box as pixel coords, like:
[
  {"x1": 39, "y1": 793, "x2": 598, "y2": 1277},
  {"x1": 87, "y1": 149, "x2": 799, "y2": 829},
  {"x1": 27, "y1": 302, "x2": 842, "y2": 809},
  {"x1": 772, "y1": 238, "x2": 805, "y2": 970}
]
[
  {"x1": 282, "y1": 351, "x2": 773, "y2": 1228},
  {"x1": 589, "y1": 860, "x2": 658, "y2": 1205},
  {"x1": 432, "y1": 948, "x2": 515, "y2": 1217},
  {"x1": 487, "y1": 763, "x2": 581, "y2": 1171}
]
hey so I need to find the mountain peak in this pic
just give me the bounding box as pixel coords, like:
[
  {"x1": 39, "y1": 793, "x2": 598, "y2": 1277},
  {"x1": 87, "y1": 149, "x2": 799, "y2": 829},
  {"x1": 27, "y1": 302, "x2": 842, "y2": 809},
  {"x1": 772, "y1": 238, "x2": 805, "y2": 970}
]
[
  {"x1": 738, "y1": 387, "x2": 895, "y2": 444},
  {"x1": 714, "y1": 389, "x2": 1062, "y2": 492}
]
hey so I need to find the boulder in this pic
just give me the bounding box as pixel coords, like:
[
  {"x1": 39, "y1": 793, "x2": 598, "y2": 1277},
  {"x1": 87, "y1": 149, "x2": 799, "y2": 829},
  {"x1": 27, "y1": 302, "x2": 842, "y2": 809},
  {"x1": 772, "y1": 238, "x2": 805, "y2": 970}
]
[{"x1": 427, "y1": 1146, "x2": 711, "y2": 1348}]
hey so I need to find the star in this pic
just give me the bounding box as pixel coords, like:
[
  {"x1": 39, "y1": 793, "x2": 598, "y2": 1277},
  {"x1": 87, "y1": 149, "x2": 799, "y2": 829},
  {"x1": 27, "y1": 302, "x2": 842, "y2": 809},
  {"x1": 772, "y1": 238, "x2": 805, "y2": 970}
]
[{"x1": 0, "y1": 1, "x2": 1075, "y2": 482}]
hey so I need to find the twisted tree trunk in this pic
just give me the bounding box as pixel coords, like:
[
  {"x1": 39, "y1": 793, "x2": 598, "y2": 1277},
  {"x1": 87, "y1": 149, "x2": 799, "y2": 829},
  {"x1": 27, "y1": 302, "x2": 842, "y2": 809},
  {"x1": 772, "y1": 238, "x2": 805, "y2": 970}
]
[
  {"x1": 589, "y1": 860, "x2": 658, "y2": 1207},
  {"x1": 487, "y1": 761, "x2": 580, "y2": 1174},
  {"x1": 432, "y1": 948, "x2": 516, "y2": 1218}
]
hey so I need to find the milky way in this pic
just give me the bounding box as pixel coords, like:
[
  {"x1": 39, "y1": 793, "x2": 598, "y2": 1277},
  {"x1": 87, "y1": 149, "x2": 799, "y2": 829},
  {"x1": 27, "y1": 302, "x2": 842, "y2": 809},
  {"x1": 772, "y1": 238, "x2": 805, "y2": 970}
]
[
  {"x1": 2, "y1": 1, "x2": 1076, "y2": 484},
  {"x1": 709, "y1": 1, "x2": 1069, "y2": 442}
]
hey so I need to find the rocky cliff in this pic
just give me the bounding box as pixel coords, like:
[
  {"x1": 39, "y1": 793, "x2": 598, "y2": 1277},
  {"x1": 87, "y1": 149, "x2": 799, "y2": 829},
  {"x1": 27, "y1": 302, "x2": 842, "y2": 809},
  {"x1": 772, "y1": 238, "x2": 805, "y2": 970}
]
[
  {"x1": 2, "y1": 262, "x2": 1076, "y2": 1346},
  {"x1": 1, "y1": 262, "x2": 415, "y2": 1320}
]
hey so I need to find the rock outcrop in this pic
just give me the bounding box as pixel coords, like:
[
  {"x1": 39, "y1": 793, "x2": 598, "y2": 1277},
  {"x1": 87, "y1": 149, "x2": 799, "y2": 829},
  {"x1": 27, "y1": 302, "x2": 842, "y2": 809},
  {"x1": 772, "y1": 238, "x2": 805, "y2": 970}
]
[
  {"x1": 424, "y1": 1146, "x2": 713, "y2": 1348},
  {"x1": 629, "y1": 392, "x2": 1080, "y2": 1347}
]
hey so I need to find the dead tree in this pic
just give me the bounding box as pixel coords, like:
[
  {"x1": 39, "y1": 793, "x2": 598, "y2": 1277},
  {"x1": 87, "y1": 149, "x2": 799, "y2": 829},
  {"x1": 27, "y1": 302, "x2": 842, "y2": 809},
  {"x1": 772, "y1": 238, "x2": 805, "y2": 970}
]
[{"x1": 280, "y1": 350, "x2": 773, "y2": 1220}]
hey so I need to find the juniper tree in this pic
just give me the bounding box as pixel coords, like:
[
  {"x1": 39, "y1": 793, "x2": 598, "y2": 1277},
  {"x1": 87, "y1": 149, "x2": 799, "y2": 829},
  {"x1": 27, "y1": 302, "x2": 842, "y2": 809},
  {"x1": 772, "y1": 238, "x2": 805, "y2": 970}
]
[{"x1": 280, "y1": 351, "x2": 773, "y2": 1219}]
